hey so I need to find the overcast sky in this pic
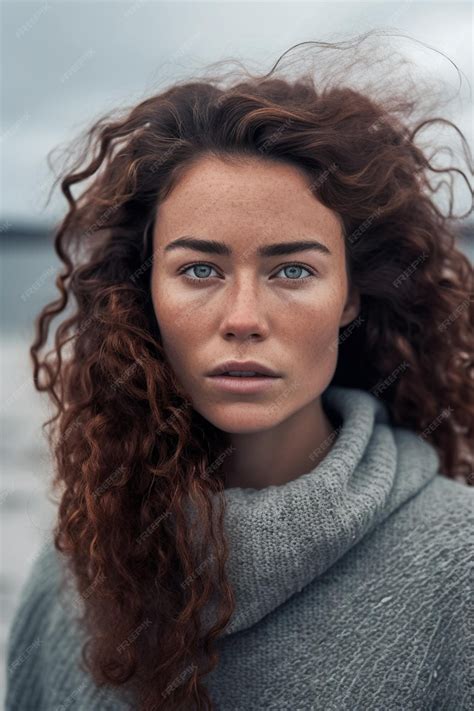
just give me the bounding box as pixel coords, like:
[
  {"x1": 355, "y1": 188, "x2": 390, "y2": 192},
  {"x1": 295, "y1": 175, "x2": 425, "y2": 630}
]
[{"x1": 1, "y1": 0, "x2": 472, "y2": 228}]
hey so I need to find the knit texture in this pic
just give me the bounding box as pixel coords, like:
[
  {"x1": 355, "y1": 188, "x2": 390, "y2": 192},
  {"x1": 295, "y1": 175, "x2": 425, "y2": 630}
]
[{"x1": 4, "y1": 385, "x2": 473, "y2": 710}]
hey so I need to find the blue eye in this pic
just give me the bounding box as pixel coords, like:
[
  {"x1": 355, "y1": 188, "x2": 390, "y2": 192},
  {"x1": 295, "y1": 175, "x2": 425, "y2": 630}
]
[
  {"x1": 182, "y1": 264, "x2": 218, "y2": 281},
  {"x1": 179, "y1": 263, "x2": 316, "y2": 284},
  {"x1": 275, "y1": 264, "x2": 313, "y2": 280}
]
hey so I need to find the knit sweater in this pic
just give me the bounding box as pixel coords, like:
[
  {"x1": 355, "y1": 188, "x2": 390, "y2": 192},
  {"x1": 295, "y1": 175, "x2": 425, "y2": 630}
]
[{"x1": 4, "y1": 385, "x2": 473, "y2": 710}]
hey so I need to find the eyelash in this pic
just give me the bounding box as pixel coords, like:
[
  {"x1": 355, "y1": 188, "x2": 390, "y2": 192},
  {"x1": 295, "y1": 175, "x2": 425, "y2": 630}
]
[{"x1": 178, "y1": 262, "x2": 318, "y2": 285}]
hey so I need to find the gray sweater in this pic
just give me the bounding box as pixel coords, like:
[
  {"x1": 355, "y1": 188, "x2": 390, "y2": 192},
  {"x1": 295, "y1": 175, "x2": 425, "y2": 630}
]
[{"x1": 4, "y1": 385, "x2": 473, "y2": 710}]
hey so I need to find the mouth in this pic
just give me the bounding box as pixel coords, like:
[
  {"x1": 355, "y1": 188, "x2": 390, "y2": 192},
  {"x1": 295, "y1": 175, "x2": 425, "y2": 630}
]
[
  {"x1": 210, "y1": 372, "x2": 278, "y2": 378},
  {"x1": 206, "y1": 373, "x2": 281, "y2": 393},
  {"x1": 207, "y1": 361, "x2": 281, "y2": 378}
]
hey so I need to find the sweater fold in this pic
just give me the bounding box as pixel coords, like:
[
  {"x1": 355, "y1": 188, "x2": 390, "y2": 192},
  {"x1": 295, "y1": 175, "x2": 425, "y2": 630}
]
[{"x1": 199, "y1": 385, "x2": 441, "y2": 636}]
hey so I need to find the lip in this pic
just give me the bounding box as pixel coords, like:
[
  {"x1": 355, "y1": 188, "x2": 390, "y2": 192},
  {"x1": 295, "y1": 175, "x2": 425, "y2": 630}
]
[
  {"x1": 206, "y1": 374, "x2": 280, "y2": 393},
  {"x1": 207, "y1": 360, "x2": 281, "y2": 377}
]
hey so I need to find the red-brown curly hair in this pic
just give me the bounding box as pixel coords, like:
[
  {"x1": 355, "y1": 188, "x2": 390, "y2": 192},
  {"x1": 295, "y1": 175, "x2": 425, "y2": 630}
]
[{"x1": 31, "y1": 30, "x2": 473, "y2": 711}]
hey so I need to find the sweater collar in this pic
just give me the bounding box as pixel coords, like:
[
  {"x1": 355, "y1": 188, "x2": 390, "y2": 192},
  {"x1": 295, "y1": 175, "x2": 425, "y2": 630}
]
[{"x1": 199, "y1": 385, "x2": 440, "y2": 636}]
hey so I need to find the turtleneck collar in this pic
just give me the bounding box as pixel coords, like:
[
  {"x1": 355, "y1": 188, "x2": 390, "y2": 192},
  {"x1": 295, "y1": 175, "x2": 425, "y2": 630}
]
[{"x1": 198, "y1": 385, "x2": 441, "y2": 637}]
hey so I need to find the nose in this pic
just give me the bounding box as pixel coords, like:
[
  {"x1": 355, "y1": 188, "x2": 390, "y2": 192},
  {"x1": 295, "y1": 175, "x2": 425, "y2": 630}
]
[{"x1": 219, "y1": 278, "x2": 269, "y2": 341}]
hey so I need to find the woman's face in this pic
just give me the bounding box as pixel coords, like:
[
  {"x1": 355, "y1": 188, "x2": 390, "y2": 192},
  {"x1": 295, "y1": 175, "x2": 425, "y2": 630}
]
[{"x1": 150, "y1": 154, "x2": 359, "y2": 434}]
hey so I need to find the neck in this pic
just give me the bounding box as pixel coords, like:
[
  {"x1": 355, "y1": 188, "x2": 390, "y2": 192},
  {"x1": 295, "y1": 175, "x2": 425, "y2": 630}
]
[{"x1": 221, "y1": 393, "x2": 341, "y2": 490}]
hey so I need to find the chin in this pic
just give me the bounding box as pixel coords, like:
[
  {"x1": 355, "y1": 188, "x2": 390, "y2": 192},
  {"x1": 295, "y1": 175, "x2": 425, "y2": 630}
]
[{"x1": 197, "y1": 404, "x2": 282, "y2": 435}]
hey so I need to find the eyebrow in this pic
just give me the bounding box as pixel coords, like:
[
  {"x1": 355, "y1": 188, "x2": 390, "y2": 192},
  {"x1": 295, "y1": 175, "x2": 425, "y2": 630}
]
[{"x1": 163, "y1": 236, "x2": 332, "y2": 257}]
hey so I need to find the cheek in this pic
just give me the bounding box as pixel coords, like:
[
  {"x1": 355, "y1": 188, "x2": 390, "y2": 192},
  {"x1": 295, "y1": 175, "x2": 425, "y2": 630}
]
[
  {"x1": 286, "y1": 287, "x2": 344, "y2": 344},
  {"x1": 152, "y1": 274, "x2": 206, "y2": 333},
  {"x1": 151, "y1": 283, "x2": 203, "y2": 368},
  {"x1": 285, "y1": 292, "x2": 344, "y2": 379}
]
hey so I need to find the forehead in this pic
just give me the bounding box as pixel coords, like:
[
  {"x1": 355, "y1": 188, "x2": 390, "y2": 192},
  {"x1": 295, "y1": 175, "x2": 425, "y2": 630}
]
[{"x1": 152, "y1": 155, "x2": 343, "y2": 251}]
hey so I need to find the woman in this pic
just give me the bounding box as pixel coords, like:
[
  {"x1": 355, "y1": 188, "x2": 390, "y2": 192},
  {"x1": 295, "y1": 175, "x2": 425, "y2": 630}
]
[{"x1": 5, "y1": 31, "x2": 473, "y2": 711}]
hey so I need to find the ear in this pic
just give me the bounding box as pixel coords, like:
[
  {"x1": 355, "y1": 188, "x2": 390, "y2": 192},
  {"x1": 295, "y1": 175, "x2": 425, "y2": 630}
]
[{"x1": 339, "y1": 284, "x2": 361, "y2": 328}]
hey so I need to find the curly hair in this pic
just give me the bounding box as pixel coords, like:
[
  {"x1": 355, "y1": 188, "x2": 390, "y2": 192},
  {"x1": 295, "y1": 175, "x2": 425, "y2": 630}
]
[{"x1": 31, "y1": 29, "x2": 473, "y2": 711}]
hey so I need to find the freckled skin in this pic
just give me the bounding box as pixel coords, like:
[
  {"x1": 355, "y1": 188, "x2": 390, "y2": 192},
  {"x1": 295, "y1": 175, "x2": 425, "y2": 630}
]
[{"x1": 150, "y1": 155, "x2": 360, "y2": 489}]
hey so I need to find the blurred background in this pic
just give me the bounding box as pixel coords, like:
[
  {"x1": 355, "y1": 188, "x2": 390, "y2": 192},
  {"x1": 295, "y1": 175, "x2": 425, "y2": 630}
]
[{"x1": 1, "y1": 0, "x2": 473, "y2": 702}]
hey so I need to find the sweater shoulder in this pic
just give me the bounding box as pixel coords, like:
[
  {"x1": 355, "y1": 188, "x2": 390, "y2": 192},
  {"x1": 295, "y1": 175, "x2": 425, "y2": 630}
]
[
  {"x1": 5, "y1": 536, "x2": 135, "y2": 710},
  {"x1": 7, "y1": 533, "x2": 63, "y2": 642},
  {"x1": 374, "y1": 473, "x2": 473, "y2": 588},
  {"x1": 399, "y1": 473, "x2": 473, "y2": 535},
  {"x1": 5, "y1": 534, "x2": 64, "y2": 709}
]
